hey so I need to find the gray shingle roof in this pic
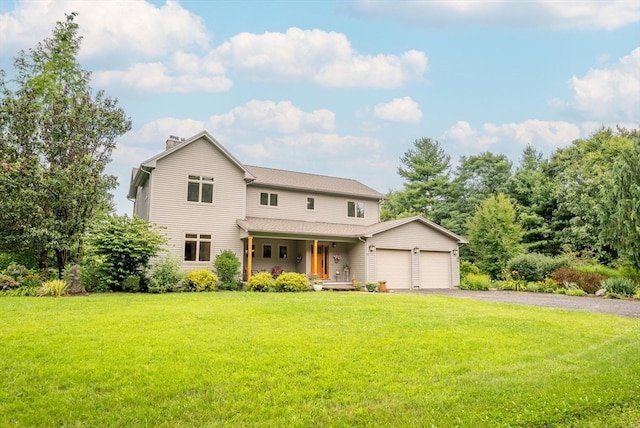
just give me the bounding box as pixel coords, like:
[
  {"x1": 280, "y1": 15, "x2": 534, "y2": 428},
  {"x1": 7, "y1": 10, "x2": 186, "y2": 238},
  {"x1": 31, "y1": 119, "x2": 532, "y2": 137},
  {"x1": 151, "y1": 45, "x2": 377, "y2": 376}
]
[
  {"x1": 238, "y1": 217, "x2": 368, "y2": 238},
  {"x1": 243, "y1": 165, "x2": 384, "y2": 200}
]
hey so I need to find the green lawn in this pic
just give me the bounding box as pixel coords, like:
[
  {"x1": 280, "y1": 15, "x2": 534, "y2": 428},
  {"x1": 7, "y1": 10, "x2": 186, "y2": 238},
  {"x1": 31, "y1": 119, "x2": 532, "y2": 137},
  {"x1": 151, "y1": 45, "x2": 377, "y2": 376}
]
[{"x1": 1, "y1": 293, "x2": 639, "y2": 427}]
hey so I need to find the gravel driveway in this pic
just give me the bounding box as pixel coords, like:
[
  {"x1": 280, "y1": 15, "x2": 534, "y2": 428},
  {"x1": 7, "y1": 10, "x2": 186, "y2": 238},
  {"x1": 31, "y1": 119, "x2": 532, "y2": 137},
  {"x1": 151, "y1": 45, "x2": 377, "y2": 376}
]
[{"x1": 398, "y1": 289, "x2": 640, "y2": 318}]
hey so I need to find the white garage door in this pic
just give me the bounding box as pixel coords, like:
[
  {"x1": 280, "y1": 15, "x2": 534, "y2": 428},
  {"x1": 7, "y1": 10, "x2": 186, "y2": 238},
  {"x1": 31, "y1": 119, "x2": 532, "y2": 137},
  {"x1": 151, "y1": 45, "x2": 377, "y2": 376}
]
[
  {"x1": 419, "y1": 252, "x2": 451, "y2": 289},
  {"x1": 376, "y1": 249, "x2": 412, "y2": 289}
]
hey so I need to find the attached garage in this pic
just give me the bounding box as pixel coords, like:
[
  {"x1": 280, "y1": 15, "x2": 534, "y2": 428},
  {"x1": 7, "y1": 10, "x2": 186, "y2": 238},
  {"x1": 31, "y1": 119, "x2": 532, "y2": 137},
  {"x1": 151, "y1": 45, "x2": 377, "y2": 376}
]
[
  {"x1": 376, "y1": 249, "x2": 412, "y2": 289},
  {"x1": 419, "y1": 251, "x2": 452, "y2": 289}
]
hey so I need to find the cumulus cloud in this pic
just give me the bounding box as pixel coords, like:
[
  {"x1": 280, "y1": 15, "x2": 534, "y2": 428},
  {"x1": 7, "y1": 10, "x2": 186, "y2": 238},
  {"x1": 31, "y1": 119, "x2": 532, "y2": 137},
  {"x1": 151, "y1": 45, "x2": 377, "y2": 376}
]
[
  {"x1": 214, "y1": 27, "x2": 427, "y2": 88},
  {"x1": 128, "y1": 117, "x2": 207, "y2": 145},
  {"x1": 349, "y1": 0, "x2": 639, "y2": 30},
  {"x1": 551, "y1": 48, "x2": 640, "y2": 122},
  {"x1": 440, "y1": 120, "x2": 582, "y2": 151},
  {"x1": 0, "y1": 0, "x2": 210, "y2": 59},
  {"x1": 373, "y1": 96, "x2": 423, "y2": 123},
  {"x1": 208, "y1": 100, "x2": 335, "y2": 134}
]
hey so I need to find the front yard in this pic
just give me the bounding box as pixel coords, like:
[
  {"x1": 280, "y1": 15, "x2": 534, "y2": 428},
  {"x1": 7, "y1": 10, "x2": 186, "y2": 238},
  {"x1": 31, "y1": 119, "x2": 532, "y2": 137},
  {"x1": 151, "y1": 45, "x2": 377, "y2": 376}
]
[{"x1": 1, "y1": 292, "x2": 639, "y2": 427}]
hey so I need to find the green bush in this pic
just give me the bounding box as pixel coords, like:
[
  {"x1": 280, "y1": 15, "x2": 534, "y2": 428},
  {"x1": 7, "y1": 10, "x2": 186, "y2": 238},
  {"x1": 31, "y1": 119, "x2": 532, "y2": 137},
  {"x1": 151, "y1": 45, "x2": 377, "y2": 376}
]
[
  {"x1": 246, "y1": 272, "x2": 276, "y2": 292},
  {"x1": 1, "y1": 264, "x2": 41, "y2": 295},
  {"x1": 148, "y1": 257, "x2": 183, "y2": 293},
  {"x1": 38, "y1": 279, "x2": 69, "y2": 297},
  {"x1": 566, "y1": 288, "x2": 587, "y2": 297},
  {"x1": 122, "y1": 275, "x2": 141, "y2": 292},
  {"x1": 80, "y1": 258, "x2": 110, "y2": 292},
  {"x1": 274, "y1": 272, "x2": 309, "y2": 292},
  {"x1": 365, "y1": 282, "x2": 378, "y2": 292},
  {"x1": 602, "y1": 277, "x2": 637, "y2": 298},
  {"x1": 214, "y1": 250, "x2": 241, "y2": 290},
  {"x1": 506, "y1": 254, "x2": 568, "y2": 282},
  {"x1": 182, "y1": 269, "x2": 218, "y2": 292},
  {"x1": 459, "y1": 273, "x2": 491, "y2": 290},
  {"x1": 460, "y1": 260, "x2": 480, "y2": 279}
]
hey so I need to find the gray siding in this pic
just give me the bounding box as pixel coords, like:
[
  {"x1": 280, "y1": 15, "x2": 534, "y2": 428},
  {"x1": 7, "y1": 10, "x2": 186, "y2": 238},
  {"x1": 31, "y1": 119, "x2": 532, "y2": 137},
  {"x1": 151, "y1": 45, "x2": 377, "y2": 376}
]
[
  {"x1": 147, "y1": 137, "x2": 247, "y2": 268},
  {"x1": 246, "y1": 186, "x2": 380, "y2": 225}
]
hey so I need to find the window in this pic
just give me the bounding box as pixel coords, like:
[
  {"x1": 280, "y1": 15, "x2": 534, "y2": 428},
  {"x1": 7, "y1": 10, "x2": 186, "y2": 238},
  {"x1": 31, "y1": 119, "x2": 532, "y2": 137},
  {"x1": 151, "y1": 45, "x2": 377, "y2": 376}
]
[
  {"x1": 260, "y1": 192, "x2": 278, "y2": 207},
  {"x1": 263, "y1": 245, "x2": 272, "y2": 258},
  {"x1": 187, "y1": 175, "x2": 214, "y2": 203},
  {"x1": 184, "y1": 233, "x2": 211, "y2": 261},
  {"x1": 279, "y1": 246, "x2": 288, "y2": 259},
  {"x1": 307, "y1": 197, "x2": 315, "y2": 210},
  {"x1": 347, "y1": 201, "x2": 365, "y2": 218}
]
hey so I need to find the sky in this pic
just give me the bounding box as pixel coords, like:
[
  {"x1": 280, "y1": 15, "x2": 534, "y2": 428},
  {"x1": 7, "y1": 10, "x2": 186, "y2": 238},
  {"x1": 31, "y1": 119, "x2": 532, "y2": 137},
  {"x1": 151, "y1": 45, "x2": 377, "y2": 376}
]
[{"x1": 1, "y1": 0, "x2": 639, "y2": 215}]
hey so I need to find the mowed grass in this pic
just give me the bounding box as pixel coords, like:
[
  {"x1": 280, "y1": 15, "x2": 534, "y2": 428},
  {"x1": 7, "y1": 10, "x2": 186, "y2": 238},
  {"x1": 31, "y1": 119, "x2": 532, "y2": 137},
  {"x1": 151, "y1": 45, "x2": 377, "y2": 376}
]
[{"x1": 1, "y1": 293, "x2": 639, "y2": 427}]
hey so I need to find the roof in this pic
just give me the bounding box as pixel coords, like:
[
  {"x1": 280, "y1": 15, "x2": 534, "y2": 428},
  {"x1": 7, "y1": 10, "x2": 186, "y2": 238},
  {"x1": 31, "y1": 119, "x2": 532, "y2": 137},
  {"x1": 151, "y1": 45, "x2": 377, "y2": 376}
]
[
  {"x1": 243, "y1": 165, "x2": 384, "y2": 200},
  {"x1": 238, "y1": 215, "x2": 468, "y2": 244}
]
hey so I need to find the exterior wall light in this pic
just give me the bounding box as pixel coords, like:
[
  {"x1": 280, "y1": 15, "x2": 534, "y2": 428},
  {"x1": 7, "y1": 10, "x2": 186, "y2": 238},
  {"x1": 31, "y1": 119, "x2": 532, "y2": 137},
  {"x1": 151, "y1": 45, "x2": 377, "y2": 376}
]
[{"x1": 369, "y1": 244, "x2": 376, "y2": 252}]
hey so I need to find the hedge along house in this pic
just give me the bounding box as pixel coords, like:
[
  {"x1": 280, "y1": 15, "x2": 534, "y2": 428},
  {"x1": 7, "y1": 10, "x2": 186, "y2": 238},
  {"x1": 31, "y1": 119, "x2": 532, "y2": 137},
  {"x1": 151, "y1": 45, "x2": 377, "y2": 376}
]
[{"x1": 128, "y1": 131, "x2": 467, "y2": 289}]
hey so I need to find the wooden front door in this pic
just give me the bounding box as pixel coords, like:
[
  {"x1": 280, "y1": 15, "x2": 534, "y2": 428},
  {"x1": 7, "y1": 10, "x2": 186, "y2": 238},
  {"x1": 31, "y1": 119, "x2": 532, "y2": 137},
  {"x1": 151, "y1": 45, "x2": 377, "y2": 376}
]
[{"x1": 314, "y1": 245, "x2": 329, "y2": 279}]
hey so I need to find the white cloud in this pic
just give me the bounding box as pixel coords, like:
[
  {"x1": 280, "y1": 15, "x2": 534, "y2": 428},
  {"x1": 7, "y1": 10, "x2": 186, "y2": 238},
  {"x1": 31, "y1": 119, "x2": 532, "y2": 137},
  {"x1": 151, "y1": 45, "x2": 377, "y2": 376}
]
[
  {"x1": 128, "y1": 117, "x2": 206, "y2": 145},
  {"x1": 373, "y1": 96, "x2": 422, "y2": 123},
  {"x1": 0, "y1": 0, "x2": 210, "y2": 59},
  {"x1": 208, "y1": 100, "x2": 335, "y2": 134},
  {"x1": 214, "y1": 27, "x2": 427, "y2": 88},
  {"x1": 552, "y1": 48, "x2": 640, "y2": 122},
  {"x1": 440, "y1": 120, "x2": 581, "y2": 151},
  {"x1": 349, "y1": 0, "x2": 639, "y2": 30}
]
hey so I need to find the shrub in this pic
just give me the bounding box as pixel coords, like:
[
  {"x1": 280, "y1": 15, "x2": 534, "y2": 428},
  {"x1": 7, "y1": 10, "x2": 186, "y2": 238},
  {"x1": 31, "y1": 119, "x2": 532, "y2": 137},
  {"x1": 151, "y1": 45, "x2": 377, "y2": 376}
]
[
  {"x1": 550, "y1": 267, "x2": 581, "y2": 286},
  {"x1": 566, "y1": 288, "x2": 587, "y2": 297},
  {"x1": 460, "y1": 260, "x2": 480, "y2": 280},
  {"x1": 38, "y1": 279, "x2": 69, "y2": 297},
  {"x1": 182, "y1": 269, "x2": 218, "y2": 292},
  {"x1": 577, "y1": 272, "x2": 606, "y2": 294},
  {"x1": 602, "y1": 277, "x2": 637, "y2": 298},
  {"x1": 122, "y1": 275, "x2": 141, "y2": 292},
  {"x1": 246, "y1": 272, "x2": 276, "y2": 292},
  {"x1": 507, "y1": 254, "x2": 568, "y2": 282},
  {"x1": 148, "y1": 257, "x2": 183, "y2": 293},
  {"x1": 214, "y1": 250, "x2": 241, "y2": 290},
  {"x1": 274, "y1": 272, "x2": 309, "y2": 292},
  {"x1": 459, "y1": 273, "x2": 491, "y2": 290},
  {"x1": 1, "y1": 264, "x2": 41, "y2": 295},
  {"x1": 80, "y1": 258, "x2": 110, "y2": 292},
  {"x1": 365, "y1": 282, "x2": 378, "y2": 292}
]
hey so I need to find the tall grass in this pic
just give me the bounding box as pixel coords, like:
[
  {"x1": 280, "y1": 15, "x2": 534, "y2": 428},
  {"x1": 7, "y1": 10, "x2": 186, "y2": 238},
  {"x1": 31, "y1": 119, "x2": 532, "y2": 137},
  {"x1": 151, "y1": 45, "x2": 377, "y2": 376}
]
[{"x1": 1, "y1": 293, "x2": 638, "y2": 427}]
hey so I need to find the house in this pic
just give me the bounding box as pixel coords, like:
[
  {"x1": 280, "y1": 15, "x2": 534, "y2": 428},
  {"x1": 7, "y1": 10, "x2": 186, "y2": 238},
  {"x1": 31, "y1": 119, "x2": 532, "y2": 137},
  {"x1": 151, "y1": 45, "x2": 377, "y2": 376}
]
[{"x1": 127, "y1": 130, "x2": 467, "y2": 289}]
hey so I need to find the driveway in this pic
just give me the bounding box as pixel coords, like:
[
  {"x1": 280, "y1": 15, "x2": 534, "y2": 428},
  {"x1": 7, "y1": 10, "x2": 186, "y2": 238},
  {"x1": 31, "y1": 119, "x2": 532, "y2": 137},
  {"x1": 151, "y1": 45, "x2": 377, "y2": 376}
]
[{"x1": 398, "y1": 289, "x2": 640, "y2": 318}]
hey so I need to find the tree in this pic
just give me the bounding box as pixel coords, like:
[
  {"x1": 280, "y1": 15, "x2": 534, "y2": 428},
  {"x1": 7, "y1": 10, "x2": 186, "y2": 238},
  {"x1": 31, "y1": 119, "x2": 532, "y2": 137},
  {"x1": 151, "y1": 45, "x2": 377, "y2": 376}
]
[
  {"x1": 0, "y1": 13, "x2": 131, "y2": 276},
  {"x1": 87, "y1": 215, "x2": 166, "y2": 291},
  {"x1": 601, "y1": 137, "x2": 640, "y2": 270},
  {"x1": 389, "y1": 138, "x2": 451, "y2": 222},
  {"x1": 548, "y1": 127, "x2": 634, "y2": 264},
  {"x1": 443, "y1": 152, "x2": 513, "y2": 236},
  {"x1": 467, "y1": 193, "x2": 523, "y2": 278}
]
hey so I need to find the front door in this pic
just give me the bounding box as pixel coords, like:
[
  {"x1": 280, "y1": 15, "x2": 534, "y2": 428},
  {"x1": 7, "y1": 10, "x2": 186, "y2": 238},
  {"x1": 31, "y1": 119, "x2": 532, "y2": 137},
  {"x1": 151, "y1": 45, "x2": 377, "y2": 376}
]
[{"x1": 314, "y1": 245, "x2": 329, "y2": 279}]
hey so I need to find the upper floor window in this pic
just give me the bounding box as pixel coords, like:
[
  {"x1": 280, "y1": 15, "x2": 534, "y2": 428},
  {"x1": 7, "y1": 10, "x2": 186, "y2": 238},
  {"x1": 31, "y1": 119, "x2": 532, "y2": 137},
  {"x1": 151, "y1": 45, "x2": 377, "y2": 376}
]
[
  {"x1": 307, "y1": 197, "x2": 315, "y2": 210},
  {"x1": 347, "y1": 201, "x2": 365, "y2": 218},
  {"x1": 184, "y1": 233, "x2": 211, "y2": 261},
  {"x1": 260, "y1": 192, "x2": 278, "y2": 207},
  {"x1": 187, "y1": 175, "x2": 214, "y2": 203}
]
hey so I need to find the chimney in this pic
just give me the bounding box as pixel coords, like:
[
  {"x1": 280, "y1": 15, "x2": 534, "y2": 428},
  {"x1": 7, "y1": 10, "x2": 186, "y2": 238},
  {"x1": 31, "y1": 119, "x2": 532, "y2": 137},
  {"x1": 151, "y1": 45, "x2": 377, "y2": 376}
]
[{"x1": 166, "y1": 135, "x2": 185, "y2": 150}]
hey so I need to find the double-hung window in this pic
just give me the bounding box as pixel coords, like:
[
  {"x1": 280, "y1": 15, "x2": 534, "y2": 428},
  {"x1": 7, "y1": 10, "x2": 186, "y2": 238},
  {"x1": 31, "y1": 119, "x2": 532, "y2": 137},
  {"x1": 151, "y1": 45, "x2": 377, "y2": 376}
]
[
  {"x1": 347, "y1": 201, "x2": 365, "y2": 218},
  {"x1": 184, "y1": 233, "x2": 211, "y2": 261},
  {"x1": 187, "y1": 175, "x2": 214, "y2": 203},
  {"x1": 260, "y1": 192, "x2": 278, "y2": 207},
  {"x1": 307, "y1": 197, "x2": 315, "y2": 210}
]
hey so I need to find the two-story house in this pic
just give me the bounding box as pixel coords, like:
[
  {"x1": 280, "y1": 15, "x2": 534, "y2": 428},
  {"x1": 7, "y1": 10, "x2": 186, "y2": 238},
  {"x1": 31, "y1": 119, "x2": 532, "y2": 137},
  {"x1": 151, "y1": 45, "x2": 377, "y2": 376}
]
[{"x1": 128, "y1": 130, "x2": 467, "y2": 289}]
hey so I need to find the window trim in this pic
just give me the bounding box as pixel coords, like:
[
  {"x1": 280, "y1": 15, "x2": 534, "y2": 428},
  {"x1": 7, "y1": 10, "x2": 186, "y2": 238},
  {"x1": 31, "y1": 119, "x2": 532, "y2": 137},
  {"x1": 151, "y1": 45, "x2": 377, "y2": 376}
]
[
  {"x1": 259, "y1": 192, "x2": 279, "y2": 207},
  {"x1": 263, "y1": 244, "x2": 272, "y2": 259},
  {"x1": 186, "y1": 175, "x2": 214, "y2": 204},
  {"x1": 347, "y1": 200, "x2": 365, "y2": 219},
  {"x1": 184, "y1": 233, "x2": 212, "y2": 262}
]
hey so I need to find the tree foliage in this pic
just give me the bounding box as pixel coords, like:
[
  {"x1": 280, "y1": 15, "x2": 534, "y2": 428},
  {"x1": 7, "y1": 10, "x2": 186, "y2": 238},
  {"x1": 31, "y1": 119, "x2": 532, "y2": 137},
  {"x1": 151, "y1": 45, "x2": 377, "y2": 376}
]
[
  {"x1": 0, "y1": 13, "x2": 131, "y2": 275},
  {"x1": 467, "y1": 193, "x2": 523, "y2": 278},
  {"x1": 87, "y1": 215, "x2": 166, "y2": 291},
  {"x1": 601, "y1": 137, "x2": 640, "y2": 270}
]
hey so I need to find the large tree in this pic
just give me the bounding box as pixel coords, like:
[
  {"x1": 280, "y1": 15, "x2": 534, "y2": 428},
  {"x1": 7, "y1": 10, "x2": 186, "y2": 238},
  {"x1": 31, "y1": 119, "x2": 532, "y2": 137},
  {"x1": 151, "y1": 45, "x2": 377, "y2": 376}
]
[
  {"x1": 0, "y1": 13, "x2": 131, "y2": 275},
  {"x1": 467, "y1": 193, "x2": 523, "y2": 278},
  {"x1": 601, "y1": 137, "x2": 640, "y2": 270},
  {"x1": 387, "y1": 137, "x2": 451, "y2": 223}
]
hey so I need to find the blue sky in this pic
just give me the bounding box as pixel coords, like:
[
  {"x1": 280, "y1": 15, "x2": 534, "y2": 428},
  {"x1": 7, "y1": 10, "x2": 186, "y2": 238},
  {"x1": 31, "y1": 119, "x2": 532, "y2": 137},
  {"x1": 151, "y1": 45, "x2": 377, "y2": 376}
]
[{"x1": 1, "y1": 0, "x2": 639, "y2": 215}]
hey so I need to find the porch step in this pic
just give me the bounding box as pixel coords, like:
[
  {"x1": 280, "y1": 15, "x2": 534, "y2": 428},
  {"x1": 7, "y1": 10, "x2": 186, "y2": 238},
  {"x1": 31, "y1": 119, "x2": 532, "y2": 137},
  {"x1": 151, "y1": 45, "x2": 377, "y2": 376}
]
[{"x1": 320, "y1": 282, "x2": 355, "y2": 291}]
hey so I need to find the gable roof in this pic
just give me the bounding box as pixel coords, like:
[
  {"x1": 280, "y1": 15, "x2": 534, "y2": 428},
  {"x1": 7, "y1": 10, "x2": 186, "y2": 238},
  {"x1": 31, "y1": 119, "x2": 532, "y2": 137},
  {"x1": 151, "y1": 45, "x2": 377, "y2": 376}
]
[
  {"x1": 127, "y1": 130, "x2": 255, "y2": 199},
  {"x1": 364, "y1": 215, "x2": 468, "y2": 244},
  {"x1": 243, "y1": 165, "x2": 385, "y2": 200}
]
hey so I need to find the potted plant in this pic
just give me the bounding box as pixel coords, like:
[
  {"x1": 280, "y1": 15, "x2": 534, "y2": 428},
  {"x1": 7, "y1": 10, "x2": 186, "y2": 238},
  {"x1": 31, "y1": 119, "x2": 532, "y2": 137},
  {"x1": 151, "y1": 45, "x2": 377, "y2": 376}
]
[
  {"x1": 378, "y1": 281, "x2": 388, "y2": 292},
  {"x1": 365, "y1": 282, "x2": 377, "y2": 292},
  {"x1": 309, "y1": 274, "x2": 323, "y2": 291}
]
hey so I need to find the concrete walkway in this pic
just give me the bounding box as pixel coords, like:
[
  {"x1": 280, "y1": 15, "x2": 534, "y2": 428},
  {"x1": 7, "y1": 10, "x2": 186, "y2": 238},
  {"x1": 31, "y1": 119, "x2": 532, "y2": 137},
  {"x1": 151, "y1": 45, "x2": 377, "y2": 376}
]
[{"x1": 397, "y1": 289, "x2": 640, "y2": 318}]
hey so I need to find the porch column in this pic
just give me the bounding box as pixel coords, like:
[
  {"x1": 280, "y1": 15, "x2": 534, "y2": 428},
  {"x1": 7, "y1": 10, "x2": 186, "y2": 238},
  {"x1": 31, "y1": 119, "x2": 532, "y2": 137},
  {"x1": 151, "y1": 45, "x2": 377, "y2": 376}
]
[
  {"x1": 247, "y1": 235, "x2": 253, "y2": 280},
  {"x1": 312, "y1": 239, "x2": 318, "y2": 276}
]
